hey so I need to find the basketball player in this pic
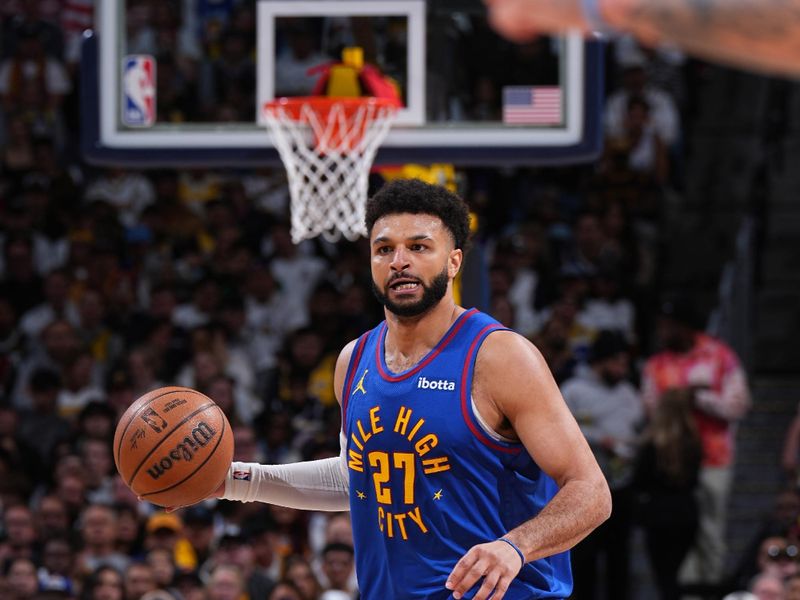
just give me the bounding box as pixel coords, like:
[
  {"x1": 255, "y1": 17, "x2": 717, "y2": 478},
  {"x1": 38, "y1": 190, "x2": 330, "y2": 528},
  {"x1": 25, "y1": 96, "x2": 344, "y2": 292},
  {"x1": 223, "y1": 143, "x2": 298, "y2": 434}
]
[
  {"x1": 485, "y1": 0, "x2": 800, "y2": 78},
  {"x1": 218, "y1": 180, "x2": 610, "y2": 599}
]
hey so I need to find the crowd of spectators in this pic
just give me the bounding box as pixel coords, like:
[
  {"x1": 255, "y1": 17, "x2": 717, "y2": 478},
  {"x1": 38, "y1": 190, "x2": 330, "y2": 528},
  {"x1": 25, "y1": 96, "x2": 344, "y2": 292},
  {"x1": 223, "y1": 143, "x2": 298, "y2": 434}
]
[{"x1": 0, "y1": 1, "x2": 794, "y2": 600}]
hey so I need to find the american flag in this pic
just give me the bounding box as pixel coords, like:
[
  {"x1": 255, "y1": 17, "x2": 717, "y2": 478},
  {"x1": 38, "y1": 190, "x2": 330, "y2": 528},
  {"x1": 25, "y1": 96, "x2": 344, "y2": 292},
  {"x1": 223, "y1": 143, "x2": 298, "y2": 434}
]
[{"x1": 502, "y1": 86, "x2": 563, "y2": 125}]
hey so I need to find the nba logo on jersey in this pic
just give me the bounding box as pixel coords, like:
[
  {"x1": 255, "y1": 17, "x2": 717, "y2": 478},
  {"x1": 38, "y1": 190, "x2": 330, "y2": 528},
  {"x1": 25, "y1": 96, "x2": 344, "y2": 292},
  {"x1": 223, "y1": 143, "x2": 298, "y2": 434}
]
[{"x1": 122, "y1": 55, "x2": 156, "y2": 127}]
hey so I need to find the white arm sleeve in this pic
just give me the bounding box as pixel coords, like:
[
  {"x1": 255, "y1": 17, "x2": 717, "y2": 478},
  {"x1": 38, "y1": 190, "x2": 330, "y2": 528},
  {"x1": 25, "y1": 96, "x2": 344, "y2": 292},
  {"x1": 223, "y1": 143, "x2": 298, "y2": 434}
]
[{"x1": 221, "y1": 431, "x2": 350, "y2": 512}]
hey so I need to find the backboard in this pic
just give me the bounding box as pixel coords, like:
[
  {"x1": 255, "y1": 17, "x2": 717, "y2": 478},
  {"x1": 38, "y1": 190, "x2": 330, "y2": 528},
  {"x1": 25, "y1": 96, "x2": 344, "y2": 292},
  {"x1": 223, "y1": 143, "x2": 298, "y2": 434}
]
[{"x1": 82, "y1": 0, "x2": 604, "y2": 167}]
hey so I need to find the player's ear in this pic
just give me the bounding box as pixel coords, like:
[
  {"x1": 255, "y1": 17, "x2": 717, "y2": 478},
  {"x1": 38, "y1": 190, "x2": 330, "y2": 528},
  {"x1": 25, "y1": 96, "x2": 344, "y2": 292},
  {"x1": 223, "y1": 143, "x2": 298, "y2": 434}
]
[{"x1": 448, "y1": 248, "x2": 463, "y2": 278}]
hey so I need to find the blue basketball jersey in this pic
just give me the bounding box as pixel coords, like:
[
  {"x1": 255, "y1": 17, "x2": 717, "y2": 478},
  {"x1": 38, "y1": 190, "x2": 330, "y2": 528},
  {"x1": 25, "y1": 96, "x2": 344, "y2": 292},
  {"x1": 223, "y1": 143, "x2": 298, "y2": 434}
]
[{"x1": 341, "y1": 309, "x2": 572, "y2": 600}]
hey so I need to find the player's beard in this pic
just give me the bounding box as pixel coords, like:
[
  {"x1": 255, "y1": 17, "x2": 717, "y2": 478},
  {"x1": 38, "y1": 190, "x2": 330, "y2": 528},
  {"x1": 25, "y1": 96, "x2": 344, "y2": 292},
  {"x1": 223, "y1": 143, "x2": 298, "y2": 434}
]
[{"x1": 371, "y1": 267, "x2": 449, "y2": 318}]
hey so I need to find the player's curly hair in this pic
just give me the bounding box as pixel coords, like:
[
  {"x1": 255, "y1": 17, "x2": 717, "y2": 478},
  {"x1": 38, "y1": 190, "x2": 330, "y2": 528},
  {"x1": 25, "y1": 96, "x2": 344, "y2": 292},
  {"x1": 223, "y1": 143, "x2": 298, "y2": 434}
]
[{"x1": 365, "y1": 179, "x2": 471, "y2": 250}]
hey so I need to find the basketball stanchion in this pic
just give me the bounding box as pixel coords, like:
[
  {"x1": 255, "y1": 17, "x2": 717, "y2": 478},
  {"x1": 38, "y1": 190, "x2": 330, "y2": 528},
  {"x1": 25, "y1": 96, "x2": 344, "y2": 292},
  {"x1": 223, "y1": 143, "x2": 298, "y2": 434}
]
[{"x1": 263, "y1": 96, "x2": 400, "y2": 243}]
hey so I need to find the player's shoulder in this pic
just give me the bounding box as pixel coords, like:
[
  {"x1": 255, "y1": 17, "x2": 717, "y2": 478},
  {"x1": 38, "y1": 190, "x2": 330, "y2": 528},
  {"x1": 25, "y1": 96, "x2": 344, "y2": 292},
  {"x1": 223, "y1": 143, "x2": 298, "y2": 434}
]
[
  {"x1": 481, "y1": 327, "x2": 536, "y2": 351},
  {"x1": 477, "y1": 328, "x2": 543, "y2": 371},
  {"x1": 333, "y1": 338, "x2": 362, "y2": 405},
  {"x1": 336, "y1": 338, "x2": 361, "y2": 371}
]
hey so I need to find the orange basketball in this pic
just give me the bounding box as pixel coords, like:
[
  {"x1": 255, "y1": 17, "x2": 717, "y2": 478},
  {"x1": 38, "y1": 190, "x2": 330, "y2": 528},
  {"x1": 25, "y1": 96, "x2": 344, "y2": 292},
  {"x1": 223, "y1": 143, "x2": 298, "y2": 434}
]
[{"x1": 114, "y1": 386, "x2": 234, "y2": 507}]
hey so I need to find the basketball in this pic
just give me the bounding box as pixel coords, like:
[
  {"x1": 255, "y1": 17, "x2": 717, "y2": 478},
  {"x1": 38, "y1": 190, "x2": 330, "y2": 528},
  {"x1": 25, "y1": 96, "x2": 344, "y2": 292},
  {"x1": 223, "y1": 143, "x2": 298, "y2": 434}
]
[{"x1": 114, "y1": 386, "x2": 234, "y2": 508}]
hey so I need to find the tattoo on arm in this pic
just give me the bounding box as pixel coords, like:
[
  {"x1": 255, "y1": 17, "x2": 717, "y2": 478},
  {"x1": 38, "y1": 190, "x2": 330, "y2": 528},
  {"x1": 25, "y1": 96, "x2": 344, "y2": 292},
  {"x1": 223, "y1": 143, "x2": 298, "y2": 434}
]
[{"x1": 619, "y1": 0, "x2": 800, "y2": 76}]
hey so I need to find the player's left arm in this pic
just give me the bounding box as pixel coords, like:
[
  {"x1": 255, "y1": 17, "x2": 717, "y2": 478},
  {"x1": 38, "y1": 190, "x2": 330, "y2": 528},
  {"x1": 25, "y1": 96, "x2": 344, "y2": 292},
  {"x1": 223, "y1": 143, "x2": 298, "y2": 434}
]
[{"x1": 446, "y1": 331, "x2": 611, "y2": 600}]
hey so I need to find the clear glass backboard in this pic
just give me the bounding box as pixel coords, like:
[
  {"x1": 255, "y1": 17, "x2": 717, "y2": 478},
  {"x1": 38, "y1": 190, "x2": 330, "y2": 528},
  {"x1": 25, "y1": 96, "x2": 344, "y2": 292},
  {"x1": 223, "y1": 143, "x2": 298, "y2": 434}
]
[{"x1": 81, "y1": 0, "x2": 604, "y2": 167}]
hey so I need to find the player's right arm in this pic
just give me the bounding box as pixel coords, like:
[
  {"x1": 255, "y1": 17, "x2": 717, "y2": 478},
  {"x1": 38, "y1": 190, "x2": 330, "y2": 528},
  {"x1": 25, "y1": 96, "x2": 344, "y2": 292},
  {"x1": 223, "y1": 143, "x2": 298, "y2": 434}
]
[
  {"x1": 485, "y1": 0, "x2": 800, "y2": 78},
  {"x1": 215, "y1": 340, "x2": 357, "y2": 511}
]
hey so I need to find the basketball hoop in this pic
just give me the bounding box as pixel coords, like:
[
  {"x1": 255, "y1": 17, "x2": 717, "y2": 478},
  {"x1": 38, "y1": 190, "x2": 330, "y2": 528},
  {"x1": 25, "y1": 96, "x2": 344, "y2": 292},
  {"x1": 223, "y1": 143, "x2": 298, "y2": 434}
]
[{"x1": 263, "y1": 97, "x2": 400, "y2": 243}]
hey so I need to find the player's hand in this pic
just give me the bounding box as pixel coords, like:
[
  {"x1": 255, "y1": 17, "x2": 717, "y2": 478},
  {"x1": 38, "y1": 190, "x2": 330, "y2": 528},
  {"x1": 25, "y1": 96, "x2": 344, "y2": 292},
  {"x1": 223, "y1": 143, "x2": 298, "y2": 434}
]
[
  {"x1": 445, "y1": 539, "x2": 523, "y2": 600},
  {"x1": 483, "y1": 0, "x2": 588, "y2": 42}
]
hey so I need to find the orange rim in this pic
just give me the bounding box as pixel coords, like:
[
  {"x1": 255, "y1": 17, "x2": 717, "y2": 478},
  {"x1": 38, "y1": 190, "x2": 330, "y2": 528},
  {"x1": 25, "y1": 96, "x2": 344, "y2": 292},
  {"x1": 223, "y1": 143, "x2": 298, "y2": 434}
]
[{"x1": 264, "y1": 96, "x2": 401, "y2": 121}]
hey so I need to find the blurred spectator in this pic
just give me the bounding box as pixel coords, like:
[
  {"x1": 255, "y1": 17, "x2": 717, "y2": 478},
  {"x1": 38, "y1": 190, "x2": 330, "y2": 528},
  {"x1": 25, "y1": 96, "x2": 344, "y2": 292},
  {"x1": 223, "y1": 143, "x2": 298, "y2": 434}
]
[
  {"x1": 258, "y1": 412, "x2": 301, "y2": 466},
  {"x1": 144, "y1": 548, "x2": 175, "y2": 589},
  {"x1": 172, "y1": 279, "x2": 220, "y2": 330},
  {"x1": 75, "y1": 288, "x2": 123, "y2": 368},
  {"x1": 114, "y1": 504, "x2": 143, "y2": 560},
  {"x1": 35, "y1": 496, "x2": 70, "y2": 541},
  {"x1": 0, "y1": 296, "x2": 23, "y2": 395},
  {"x1": 757, "y1": 537, "x2": 799, "y2": 582},
  {"x1": 490, "y1": 293, "x2": 515, "y2": 329},
  {"x1": 53, "y1": 467, "x2": 87, "y2": 522},
  {"x1": 173, "y1": 571, "x2": 205, "y2": 600},
  {"x1": 176, "y1": 328, "x2": 259, "y2": 426},
  {"x1": 268, "y1": 579, "x2": 306, "y2": 600},
  {"x1": 199, "y1": 30, "x2": 255, "y2": 121},
  {"x1": 176, "y1": 170, "x2": 224, "y2": 217},
  {"x1": 143, "y1": 513, "x2": 195, "y2": 573},
  {"x1": 204, "y1": 375, "x2": 242, "y2": 427},
  {"x1": 80, "y1": 565, "x2": 124, "y2": 600},
  {"x1": 735, "y1": 534, "x2": 800, "y2": 592},
  {"x1": 285, "y1": 555, "x2": 322, "y2": 600},
  {"x1": 0, "y1": 30, "x2": 70, "y2": 113},
  {"x1": 243, "y1": 263, "x2": 304, "y2": 378},
  {"x1": 2, "y1": 112, "x2": 36, "y2": 181},
  {"x1": 602, "y1": 95, "x2": 670, "y2": 187},
  {"x1": 0, "y1": 234, "x2": 44, "y2": 315},
  {"x1": 205, "y1": 563, "x2": 246, "y2": 600},
  {"x1": 12, "y1": 319, "x2": 80, "y2": 409},
  {"x1": 4, "y1": 556, "x2": 39, "y2": 600},
  {"x1": 124, "y1": 347, "x2": 165, "y2": 399},
  {"x1": 748, "y1": 572, "x2": 786, "y2": 600},
  {"x1": 123, "y1": 561, "x2": 156, "y2": 600},
  {"x1": 209, "y1": 528, "x2": 273, "y2": 600},
  {"x1": 266, "y1": 223, "x2": 326, "y2": 314},
  {"x1": 57, "y1": 351, "x2": 104, "y2": 419},
  {"x1": 232, "y1": 425, "x2": 263, "y2": 463},
  {"x1": 529, "y1": 316, "x2": 578, "y2": 384},
  {"x1": 0, "y1": 406, "x2": 39, "y2": 496},
  {"x1": 537, "y1": 291, "x2": 595, "y2": 365},
  {"x1": 18, "y1": 368, "x2": 69, "y2": 463},
  {"x1": 153, "y1": 56, "x2": 197, "y2": 124},
  {"x1": 731, "y1": 487, "x2": 800, "y2": 588},
  {"x1": 274, "y1": 23, "x2": 328, "y2": 97},
  {"x1": 2, "y1": 2, "x2": 64, "y2": 58},
  {"x1": 634, "y1": 387, "x2": 703, "y2": 600},
  {"x1": 562, "y1": 331, "x2": 642, "y2": 600},
  {"x1": 0, "y1": 504, "x2": 37, "y2": 563},
  {"x1": 247, "y1": 521, "x2": 280, "y2": 591},
  {"x1": 80, "y1": 438, "x2": 115, "y2": 504},
  {"x1": 787, "y1": 574, "x2": 800, "y2": 600},
  {"x1": 76, "y1": 402, "x2": 117, "y2": 443},
  {"x1": 561, "y1": 212, "x2": 618, "y2": 277},
  {"x1": 39, "y1": 535, "x2": 75, "y2": 592},
  {"x1": 273, "y1": 327, "x2": 336, "y2": 411},
  {"x1": 76, "y1": 504, "x2": 130, "y2": 577},
  {"x1": 490, "y1": 225, "x2": 556, "y2": 337},
  {"x1": 578, "y1": 269, "x2": 636, "y2": 343},
  {"x1": 180, "y1": 507, "x2": 215, "y2": 570},
  {"x1": 84, "y1": 168, "x2": 156, "y2": 230},
  {"x1": 613, "y1": 37, "x2": 686, "y2": 106},
  {"x1": 319, "y1": 543, "x2": 356, "y2": 599},
  {"x1": 19, "y1": 269, "x2": 77, "y2": 342},
  {"x1": 270, "y1": 506, "x2": 311, "y2": 567},
  {"x1": 642, "y1": 297, "x2": 751, "y2": 585},
  {"x1": 604, "y1": 49, "x2": 680, "y2": 148}
]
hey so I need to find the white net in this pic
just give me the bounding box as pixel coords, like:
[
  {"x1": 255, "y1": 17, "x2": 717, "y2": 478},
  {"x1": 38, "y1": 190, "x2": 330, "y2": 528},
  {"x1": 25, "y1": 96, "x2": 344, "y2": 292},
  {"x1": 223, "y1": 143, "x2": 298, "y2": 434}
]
[{"x1": 263, "y1": 99, "x2": 399, "y2": 243}]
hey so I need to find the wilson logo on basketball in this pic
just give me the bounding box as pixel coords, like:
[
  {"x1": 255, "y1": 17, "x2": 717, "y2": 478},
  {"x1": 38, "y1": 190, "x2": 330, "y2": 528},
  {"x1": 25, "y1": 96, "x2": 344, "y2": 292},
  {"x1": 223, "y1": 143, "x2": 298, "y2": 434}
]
[{"x1": 146, "y1": 421, "x2": 217, "y2": 480}]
